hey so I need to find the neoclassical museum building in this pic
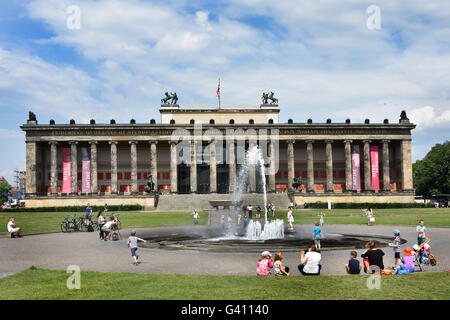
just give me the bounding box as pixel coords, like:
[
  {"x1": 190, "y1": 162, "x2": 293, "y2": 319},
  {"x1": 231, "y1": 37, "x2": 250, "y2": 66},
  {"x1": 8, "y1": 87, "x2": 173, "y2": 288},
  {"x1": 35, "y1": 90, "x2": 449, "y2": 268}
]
[{"x1": 21, "y1": 100, "x2": 415, "y2": 209}]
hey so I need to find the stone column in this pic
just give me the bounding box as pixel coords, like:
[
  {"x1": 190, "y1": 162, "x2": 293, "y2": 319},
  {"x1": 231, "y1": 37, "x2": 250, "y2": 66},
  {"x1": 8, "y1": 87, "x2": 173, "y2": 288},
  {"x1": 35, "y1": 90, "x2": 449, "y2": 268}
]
[
  {"x1": 268, "y1": 141, "x2": 276, "y2": 192},
  {"x1": 287, "y1": 140, "x2": 295, "y2": 192},
  {"x1": 109, "y1": 141, "x2": 118, "y2": 194},
  {"x1": 70, "y1": 141, "x2": 78, "y2": 194},
  {"x1": 190, "y1": 138, "x2": 197, "y2": 193},
  {"x1": 25, "y1": 141, "x2": 37, "y2": 195},
  {"x1": 363, "y1": 140, "x2": 372, "y2": 191},
  {"x1": 325, "y1": 140, "x2": 334, "y2": 192},
  {"x1": 228, "y1": 140, "x2": 236, "y2": 194},
  {"x1": 49, "y1": 141, "x2": 58, "y2": 195},
  {"x1": 169, "y1": 141, "x2": 178, "y2": 193},
  {"x1": 306, "y1": 140, "x2": 314, "y2": 192},
  {"x1": 382, "y1": 140, "x2": 390, "y2": 191},
  {"x1": 89, "y1": 141, "x2": 97, "y2": 195},
  {"x1": 248, "y1": 141, "x2": 256, "y2": 193},
  {"x1": 150, "y1": 140, "x2": 158, "y2": 191},
  {"x1": 344, "y1": 140, "x2": 353, "y2": 191},
  {"x1": 209, "y1": 138, "x2": 217, "y2": 193},
  {"x1": 400, "y1": 139, "x2": 413, "y2": 191},
  {"x1": 130, "y1": 141, "x2": 138, "y2": 194}
]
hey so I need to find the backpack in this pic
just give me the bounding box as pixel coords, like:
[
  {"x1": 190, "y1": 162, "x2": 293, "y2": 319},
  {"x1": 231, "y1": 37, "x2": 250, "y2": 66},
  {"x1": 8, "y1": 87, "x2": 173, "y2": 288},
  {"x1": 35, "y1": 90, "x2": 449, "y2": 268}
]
[
  {"x1": 112, "y1": 233, "x2": 119, "y2": 241},
  {"x1": 87, "y1": 225, "x2": 94, "y2": 232},
  {"x1": 430, "y1": 254, "x2": 437, "y2": 266}
]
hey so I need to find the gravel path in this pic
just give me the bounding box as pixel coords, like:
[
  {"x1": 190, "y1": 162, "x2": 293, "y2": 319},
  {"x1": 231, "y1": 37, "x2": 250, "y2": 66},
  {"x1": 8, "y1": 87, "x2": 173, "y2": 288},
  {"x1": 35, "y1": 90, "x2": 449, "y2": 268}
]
[{"x1": 0, "y1": 224, "x2": 448, "y2": 277}]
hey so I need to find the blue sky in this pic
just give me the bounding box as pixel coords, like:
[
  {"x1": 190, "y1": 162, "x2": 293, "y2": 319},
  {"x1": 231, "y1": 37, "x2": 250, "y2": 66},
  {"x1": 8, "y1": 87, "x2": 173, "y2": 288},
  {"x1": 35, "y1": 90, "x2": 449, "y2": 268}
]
[{"x1": 0, "y1": 0, "x2": 449, "y2": 184}]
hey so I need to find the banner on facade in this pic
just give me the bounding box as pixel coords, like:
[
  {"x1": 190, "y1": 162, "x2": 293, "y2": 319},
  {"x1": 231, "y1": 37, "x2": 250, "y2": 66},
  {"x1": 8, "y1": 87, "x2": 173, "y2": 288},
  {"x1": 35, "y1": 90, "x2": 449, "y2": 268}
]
[
  {"x1": 81, "y1": 147, "x2": 91, "y2": 193},
  {"x1": 370, "y1": 146, "x2": 380, "y2": 190},
  {"x1": 351, "y1": 145, "x2": 361, "y2": 190},
  {"x1": 62, "y1": 148, "x2": 71, "y2": 193}
]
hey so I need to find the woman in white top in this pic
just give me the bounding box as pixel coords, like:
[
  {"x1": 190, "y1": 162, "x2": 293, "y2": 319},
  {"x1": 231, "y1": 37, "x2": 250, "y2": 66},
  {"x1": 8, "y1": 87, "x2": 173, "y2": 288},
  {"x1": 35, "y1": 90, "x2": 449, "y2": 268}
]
[
  {"x1": 298, "y1": 244, "x2": 322, "y2": 275},
  {"x1": 7, "y1": 217, "x2": 21, "y2": 238}
]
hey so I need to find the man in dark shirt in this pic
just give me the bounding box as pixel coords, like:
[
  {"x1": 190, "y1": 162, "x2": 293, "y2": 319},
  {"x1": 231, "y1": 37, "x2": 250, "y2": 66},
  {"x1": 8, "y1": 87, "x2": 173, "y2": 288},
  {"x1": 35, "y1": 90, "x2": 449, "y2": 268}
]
[{"x1": 345, "y1": 251, "x2": 361, "y2": 274}]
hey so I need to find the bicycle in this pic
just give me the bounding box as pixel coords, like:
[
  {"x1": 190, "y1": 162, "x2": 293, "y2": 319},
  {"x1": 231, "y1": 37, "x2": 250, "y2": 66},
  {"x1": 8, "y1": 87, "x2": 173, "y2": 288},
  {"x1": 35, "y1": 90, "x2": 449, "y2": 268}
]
[
  {"x1": 61, "y1": 215, "x2": 82, "y2": 232},
  {"x1": 79, "y1": 216, "x2": 99, "y2": 232}
]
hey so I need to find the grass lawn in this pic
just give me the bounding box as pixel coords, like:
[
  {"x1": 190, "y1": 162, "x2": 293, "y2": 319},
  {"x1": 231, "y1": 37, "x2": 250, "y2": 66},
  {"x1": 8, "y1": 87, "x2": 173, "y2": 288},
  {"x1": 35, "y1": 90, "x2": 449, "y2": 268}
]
[
  {"x1": 0, "y1": 267, "x2": 448, "y2": 300},
  {"x1": 1, "y1": 208, "x2": 449, "y2": 234},
  {"x1": 0, "y1": 211, "x2": 207, "y2": 235}
]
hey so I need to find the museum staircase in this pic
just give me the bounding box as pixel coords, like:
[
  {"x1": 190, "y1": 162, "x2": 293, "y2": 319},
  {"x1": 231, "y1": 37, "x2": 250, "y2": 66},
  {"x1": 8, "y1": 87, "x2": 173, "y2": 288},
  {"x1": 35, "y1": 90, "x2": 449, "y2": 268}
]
[{"x1": 155, "y1": 192, "x2": 291, "y2": 212}]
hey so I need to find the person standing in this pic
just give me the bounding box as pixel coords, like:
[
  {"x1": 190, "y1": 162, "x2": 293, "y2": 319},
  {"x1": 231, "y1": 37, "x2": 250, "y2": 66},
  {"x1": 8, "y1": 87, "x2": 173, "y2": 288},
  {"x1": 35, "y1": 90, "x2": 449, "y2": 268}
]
[
  {"x1": 416, "y1": 219, "x2": 427, "y2": 246},
  {"x1": 272, "y1": 203, "x2": 276, "y2": 218},
  {"x1": 85, "y1": 203, "x2": 93, "y2": 219},
  {"x1": 97, "y1": 211, "x2": 106, "y2": 240},
  {"x1": 312, "y1": 222, "x2": 322, "y2": 251},
  {"x1": 287, "y1": 207, "x2": 294, "y2": 231},
  {"x1": 192, "y1": 210, "x2": 200, "y2": 225},
  {"x1": 247, "y1": 205, "x2": 253, "y2": 219},
  {"x1": 319, "y1": 212, "x2": 325, "y2": 227},
  {"x1": 389, "y1": 229, "x2": 402, "y2": 269},
  {"x1": 7, "y1": 217, "x2": 22, "y2": 238}
]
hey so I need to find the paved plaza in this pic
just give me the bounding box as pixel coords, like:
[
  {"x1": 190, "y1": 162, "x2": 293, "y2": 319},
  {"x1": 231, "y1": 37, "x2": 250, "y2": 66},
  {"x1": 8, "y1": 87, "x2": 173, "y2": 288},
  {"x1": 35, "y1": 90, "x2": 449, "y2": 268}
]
[{"x1": 1, "y1": 224, "x2": 448, "y2": 278}]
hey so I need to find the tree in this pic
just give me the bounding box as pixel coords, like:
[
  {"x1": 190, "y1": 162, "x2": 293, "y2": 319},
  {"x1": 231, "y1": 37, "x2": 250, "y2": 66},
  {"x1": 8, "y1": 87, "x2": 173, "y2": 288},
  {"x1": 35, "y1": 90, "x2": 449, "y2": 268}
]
[
  {"x1": 0, "y1": 180, "x2": 12, "y2": 205},
  {"x1": 413, "y1": 141, "x2": 450, "y2": 197}
]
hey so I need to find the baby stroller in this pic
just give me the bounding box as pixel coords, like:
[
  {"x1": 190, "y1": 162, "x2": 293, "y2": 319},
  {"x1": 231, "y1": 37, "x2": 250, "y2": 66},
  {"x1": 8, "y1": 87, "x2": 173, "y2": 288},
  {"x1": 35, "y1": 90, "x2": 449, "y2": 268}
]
[{"x1": 414, "y1": 238, "x2": 437, "y2": 271}]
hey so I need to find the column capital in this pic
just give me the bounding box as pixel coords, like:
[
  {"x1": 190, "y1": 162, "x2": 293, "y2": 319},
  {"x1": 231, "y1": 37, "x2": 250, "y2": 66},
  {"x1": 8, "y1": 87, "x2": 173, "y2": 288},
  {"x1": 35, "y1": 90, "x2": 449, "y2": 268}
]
[
  {"x1": 149, "y1": 140, "x2": 158, "y2": 145},
  {"x1": 362, "y1": 139, "x2": 372, "y2": 144},
  {"x1": 381, "y1": 139, "x2": 390, "y2": 144},
  {"x1": 69, "y1": 141, "x2": 78, "y2": 145},
  {"x1": 88, "y1": 141, "x2": 98, "y2": 145},
  {"x1": 343, "y1": 139, "x2": 353, "y2": 144},
  {"x1": 324, "y1": 139, "x2": 334, "y2": 144},
  {"x1": 169, "y1": 140, "x2": 178, "y2": 145},
  {"x1": 108, "y1": 141, "x2": 118, "y2": 145},
  {"x1": 286, "y1": 139, "x2": 295, "y2": 145},
  {"x1": 48, "y1": 141, "x2": 58, "y2": 145},
  {"x1": 305, "y1": 139, "x2": 314, "y2": 144},
  {"x1": 129, "y1": 140, "x2": 138, "y2": 145}
]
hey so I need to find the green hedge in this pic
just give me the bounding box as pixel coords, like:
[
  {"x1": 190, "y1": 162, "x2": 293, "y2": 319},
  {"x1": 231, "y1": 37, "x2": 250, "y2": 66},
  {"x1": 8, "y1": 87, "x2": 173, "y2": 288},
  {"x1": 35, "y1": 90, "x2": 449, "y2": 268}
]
[
  {"x1": 304, "y1": 202, "x2": 436, "y2": 209},
  {"x1": 1, "y1": 204, "x2": 142, "y2": 213}
]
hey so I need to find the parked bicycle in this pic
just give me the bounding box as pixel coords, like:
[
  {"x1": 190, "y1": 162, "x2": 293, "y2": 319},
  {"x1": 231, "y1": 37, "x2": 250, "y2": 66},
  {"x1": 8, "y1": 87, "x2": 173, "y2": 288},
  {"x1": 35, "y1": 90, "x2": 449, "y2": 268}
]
[
  {"x1": 61, "y1": 215, "x2": 83, "y2": 233},
  {"x1": 80, "y1": 216, "x2": 99, "y2": 232}
]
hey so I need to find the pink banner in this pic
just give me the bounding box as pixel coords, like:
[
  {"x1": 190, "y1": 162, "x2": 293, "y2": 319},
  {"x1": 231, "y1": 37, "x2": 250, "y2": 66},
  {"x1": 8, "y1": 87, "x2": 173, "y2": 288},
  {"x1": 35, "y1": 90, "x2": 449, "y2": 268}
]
[
  {"x1": 351, "y1": 145, "x2": 361, "y2": 190},
  {"x1": 81, "y1": 147, "x2": 91, "y2": 193},
  {"x1": 370, "y1": 146, "x2": 380, "y2": 190},
  {"x1": 62, "y1": 148, "x2": 71, "y2": 193}
]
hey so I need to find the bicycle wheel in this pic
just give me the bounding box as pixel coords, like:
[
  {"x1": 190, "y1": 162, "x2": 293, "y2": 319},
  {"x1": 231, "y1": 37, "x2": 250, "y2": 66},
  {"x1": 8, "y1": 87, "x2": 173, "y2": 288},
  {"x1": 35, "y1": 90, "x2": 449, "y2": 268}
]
[
  {"x1": 116, "y1": 220, "x2": 121, "y2": 230},
  {"x1": 92, "y1": 221, "x2": 99, "y2": 231},
  {"x1": 61, "y1": 222, "x2": 68, "y2": 233}
]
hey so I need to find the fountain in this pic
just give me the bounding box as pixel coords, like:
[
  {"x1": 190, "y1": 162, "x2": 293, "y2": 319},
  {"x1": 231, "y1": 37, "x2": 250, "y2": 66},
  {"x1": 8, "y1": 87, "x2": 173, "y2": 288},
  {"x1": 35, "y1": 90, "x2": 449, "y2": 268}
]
[
  {"x1": 219, "y1": 144, "x2": 285, "y2": 240},
  {"x1": 141, "y1": 145, "x2": 401, "y2": 253}
]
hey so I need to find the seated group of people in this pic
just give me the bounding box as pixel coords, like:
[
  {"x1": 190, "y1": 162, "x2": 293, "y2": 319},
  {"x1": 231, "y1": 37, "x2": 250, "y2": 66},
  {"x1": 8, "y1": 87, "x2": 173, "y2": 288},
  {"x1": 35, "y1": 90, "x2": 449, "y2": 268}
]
[{"x1": 257, "y1": 244, "x2": 322, "y2": 276}]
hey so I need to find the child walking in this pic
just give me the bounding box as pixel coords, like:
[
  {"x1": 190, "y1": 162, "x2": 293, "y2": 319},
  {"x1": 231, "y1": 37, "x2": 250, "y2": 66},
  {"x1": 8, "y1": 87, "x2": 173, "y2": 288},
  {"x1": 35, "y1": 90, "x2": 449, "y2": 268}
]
[
  {"x1": 273, "y1": 252, "x2": 290, "y2": 276},
  {"x1": 127, "y1": 230, "x2": 147, "y2": 265}
]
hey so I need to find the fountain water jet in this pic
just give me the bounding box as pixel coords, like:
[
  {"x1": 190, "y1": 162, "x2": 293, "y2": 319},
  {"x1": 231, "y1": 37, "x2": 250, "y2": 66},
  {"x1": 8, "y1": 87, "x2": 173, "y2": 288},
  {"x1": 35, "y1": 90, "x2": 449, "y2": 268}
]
[{"x1": 224, "y1": 144, "x2": 284, "y2": 240}]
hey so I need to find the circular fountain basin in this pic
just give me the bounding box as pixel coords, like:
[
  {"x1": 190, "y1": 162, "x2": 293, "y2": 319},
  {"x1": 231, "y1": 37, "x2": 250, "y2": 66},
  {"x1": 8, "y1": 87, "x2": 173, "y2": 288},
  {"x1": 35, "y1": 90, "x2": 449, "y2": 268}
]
[{"x1": 139, "y1": 226, "x2": 404, "y2": 253}]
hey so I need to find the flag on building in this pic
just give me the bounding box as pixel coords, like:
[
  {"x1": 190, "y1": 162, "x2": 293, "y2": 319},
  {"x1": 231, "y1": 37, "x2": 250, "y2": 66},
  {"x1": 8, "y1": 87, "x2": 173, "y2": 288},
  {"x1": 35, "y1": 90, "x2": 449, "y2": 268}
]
[{"x1": 217, "y1": 78, "x2": 221, "y2": 108}]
